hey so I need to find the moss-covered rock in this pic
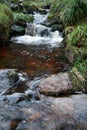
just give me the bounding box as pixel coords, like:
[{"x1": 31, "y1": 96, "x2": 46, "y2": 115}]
[
  {"x1": 11, "y1": 12, "x2": 34, "y2": 36},
  {"x1": 0, "y1": 3, "x2": 13, "y2": 43},
  {"x1": 13, "y1": 12, "x2": 34, "y2": 24},
  {"x1": 70, "y1": 67, "x2": 87, "y2": 93},
  {"x1": 11, "y1": 25, "x2": 25, "y2": 36}
]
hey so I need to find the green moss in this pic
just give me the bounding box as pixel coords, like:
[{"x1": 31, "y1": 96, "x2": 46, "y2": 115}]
[
  {"x1": 13, "y1": 13, "x2": 34, "y2": 23},
  {"x1": 0, "y1": 3, "x2": 13, "y2": 42}
]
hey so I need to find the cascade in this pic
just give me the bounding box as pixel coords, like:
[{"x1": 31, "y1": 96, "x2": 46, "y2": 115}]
[{"x1": 11, "y1": 11, "x2": 63, "y2": 47}]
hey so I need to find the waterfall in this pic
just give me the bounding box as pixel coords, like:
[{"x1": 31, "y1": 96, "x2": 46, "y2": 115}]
[{"x1": 11, "y1": 10, "x2": 63, "y2": 48}]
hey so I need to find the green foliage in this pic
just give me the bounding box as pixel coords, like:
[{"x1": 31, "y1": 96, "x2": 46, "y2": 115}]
[
  {"x1": 49, "y1": 0, "x2": 87, "y2": 26},
  {"x1": 71, "y1": 67, "x2": 87, "y2": 92},
  {"x1": 66, "y1": 24, "x2": 87, "y2": 79},
  {"x1": 13, "y1": 13, "x2": 34, "y2": 23},
  {"x1": 61, "y1": 0, "x2": 87, "y2": 25},
  {"x1": 74, "y1": 59, "x2": 87, "y2": 78},
  {"x1": 68, "y1": 24, "x2": 87, "y2": 47},
  {"x1": 23, "y1": 0, "x2": 54, "y2": 9},
  {"x1": 0, "y1": 3, "x2": 13, "y2": 42}
]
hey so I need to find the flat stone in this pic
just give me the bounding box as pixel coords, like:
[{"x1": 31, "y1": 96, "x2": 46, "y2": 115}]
[{"x1": 38, "y1": 72, "x2": 73, "y2": 96}]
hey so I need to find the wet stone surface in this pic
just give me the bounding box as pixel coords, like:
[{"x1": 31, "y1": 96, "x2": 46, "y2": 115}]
[
  {"x1": 0, "y1": 94, "x2": 87, "y2": 130},
  {"x1": 0, "y1": 69, "x2": 87, "y2": 130}
]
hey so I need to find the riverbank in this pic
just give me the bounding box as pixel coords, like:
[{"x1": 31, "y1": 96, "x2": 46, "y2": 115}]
[{"x1": 47, "y1": 0, "x2": 87, "y2": 92}]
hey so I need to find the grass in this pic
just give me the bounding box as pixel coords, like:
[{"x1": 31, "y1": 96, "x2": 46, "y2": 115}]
[
  {"x1": 67, "y1": 24, "x2": 87, "y2": 47},
  {"x1": 49, "y1": 0, "x2": 87, "y2": 26},
  {"x1": 0, "y1": 3, "x2": 13, "y2": 42},
  {"x1": 23, "y1": 0, "x2": 54, "y2": 9},
  {"x1": 66, "y1": 24, "x2": 87, "y2": 79},
  {"x1": 74, "y1": 59, "x2": 87, "y2": 78}
]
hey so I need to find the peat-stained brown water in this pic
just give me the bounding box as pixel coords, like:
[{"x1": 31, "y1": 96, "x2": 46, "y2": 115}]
[{"x1": 0, "y1": 43, "x2": 69, "y2": 79}]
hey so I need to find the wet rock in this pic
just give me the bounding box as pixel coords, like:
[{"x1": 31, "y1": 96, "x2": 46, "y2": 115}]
[
  {"x1": 40, "y1": 29, "x2": 49, "y2": 36},
  {"x1": 0, "y1": 69, "x2": 12, "y2": 93},
  {"x1": 0, "y1": 69, "x2": 29, "y2": 95},
  {"x1": 39, "y1": 9, "x2": 47, "y2": 15},
  {"x1": 48, "y1": 15, "x2": 63, "y2": 27},
  {"x1": 10, "y1": 3, "x2": 18, "y2": 11},
  {"x1": 26, "y1": 24, "x2": 36, "y2": 36},
  {"x1": 38, "y1": 72, "x2": 73, "y2": 96},
  {"x1": 51, "y1": 24, "x2": 64, "y2": 32},
  {"x1": 24, "y1": 6, "x2": 38, "y2": 14},
  {"x1": 11, "y1": 25, "x2": 25, "y2": 36},
  {"x1": 0, "y1": 93, "x2": 26, "y2": 105},
  {"x1": 0, "y1": 87, "x2": 87, "y2": 130},
  {"x1": 25, "y1": 89, "x2": 41, "y2": 101},
  {"x1": 8, "y1": 69, "x2": 19, "y2": 84}
]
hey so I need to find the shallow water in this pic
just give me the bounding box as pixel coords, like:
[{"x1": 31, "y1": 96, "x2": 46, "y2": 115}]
[{"x1": 0, "y1": 44, "x2": 69, "y2": 79}]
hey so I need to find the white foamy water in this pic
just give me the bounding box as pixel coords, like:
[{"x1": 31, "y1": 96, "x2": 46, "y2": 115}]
[
  {"x1": 33, "y1": 12, "x2": 49, "y2": 24},
  {"x1": 11, "y1": 30, "x2": 63, "y2": 47}
]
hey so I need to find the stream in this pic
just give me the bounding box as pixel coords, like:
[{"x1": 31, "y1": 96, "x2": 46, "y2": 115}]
[{"x1": 0, "y1": 9, "x2": 87, "y2": 130}]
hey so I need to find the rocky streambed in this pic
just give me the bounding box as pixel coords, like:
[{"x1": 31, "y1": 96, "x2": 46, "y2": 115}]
[{"x1": 0, "y1": 69, "x2": 87, "y2": 130}]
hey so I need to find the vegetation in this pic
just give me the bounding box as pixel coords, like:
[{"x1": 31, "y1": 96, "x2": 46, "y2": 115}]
[
  {"x1": 0, "y1": 3, "x2": 13, "y2": 42},
  {"x1": 66, "y1": 24, "x2": 87, "y2": 79},
  {"x1": 48, "y1": 0, "x2": 87, "y2": 87},
  {"x1": 67, "y1": 24, "x2": 87, "y2": 47},
  {"x1": 13, "y1": 13, "x2": 34, "y2": 23},
  {"x1": 48, "y1": 0, "x2": 87, "y2": 26},
  {"x1": 23, "y1": 0, "x2": 54, "y2": 9}
]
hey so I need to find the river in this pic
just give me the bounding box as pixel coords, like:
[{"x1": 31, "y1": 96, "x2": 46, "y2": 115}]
[{"x1": 0, "y1": 9, "x2": 87, "y2": 130}]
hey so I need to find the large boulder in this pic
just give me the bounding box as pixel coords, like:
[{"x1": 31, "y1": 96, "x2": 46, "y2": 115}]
[{"x1": 38, "y1": 72, "x2": 73, "y2": 96}]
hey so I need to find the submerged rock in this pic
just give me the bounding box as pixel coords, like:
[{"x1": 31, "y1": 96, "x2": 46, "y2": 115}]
[{"x1": 38, "y1": 72, "x2": 73, "y2": 96}]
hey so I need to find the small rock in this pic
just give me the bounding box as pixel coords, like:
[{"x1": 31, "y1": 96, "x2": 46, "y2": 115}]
[{"x1": 8, "y1": 70, "x2": 19, "y2": 84}]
